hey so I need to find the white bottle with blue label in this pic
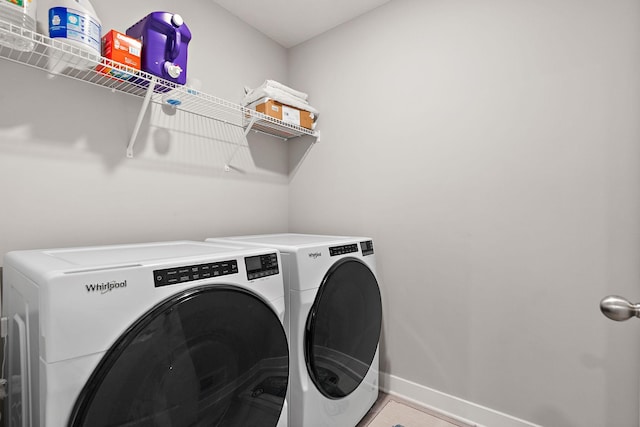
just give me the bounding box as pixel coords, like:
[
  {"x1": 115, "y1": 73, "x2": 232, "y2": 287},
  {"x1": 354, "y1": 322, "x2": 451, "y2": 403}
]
[{"x1": 37, "y1": 0, "x2": 101, "y2": 73}]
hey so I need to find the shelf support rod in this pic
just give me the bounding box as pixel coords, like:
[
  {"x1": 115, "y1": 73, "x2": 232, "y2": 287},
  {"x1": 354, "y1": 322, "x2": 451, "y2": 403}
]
[
  {"x1": 127, "y1": 76, "x2": 157, "y2": 158},
  {"x1": 244, "y1": 116, "x2": 258, "y2": 136},
  {"x1": 224, "y1": 117, "x2": 257, "y2": 172}
]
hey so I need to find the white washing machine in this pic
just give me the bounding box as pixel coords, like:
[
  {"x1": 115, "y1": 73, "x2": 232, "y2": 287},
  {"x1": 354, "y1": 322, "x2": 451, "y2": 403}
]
[
  {"x1": 207, "y1": 234, "x2": 382, "y2": 427},
  {"x1": 2, "y1": 241, "x2": 289, "y2": 427}
]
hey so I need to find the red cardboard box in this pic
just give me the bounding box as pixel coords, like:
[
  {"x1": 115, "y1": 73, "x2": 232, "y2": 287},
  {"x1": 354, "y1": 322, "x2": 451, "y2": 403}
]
[{"x1": 97, "y1": 30, "x2": 142, "y2": 80}]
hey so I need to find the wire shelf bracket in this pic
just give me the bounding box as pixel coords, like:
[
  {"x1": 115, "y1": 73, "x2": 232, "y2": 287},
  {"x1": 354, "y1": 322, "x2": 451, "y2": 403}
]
[{"x1": 127, "y1": 76, "x2": 157, "y2": 158}]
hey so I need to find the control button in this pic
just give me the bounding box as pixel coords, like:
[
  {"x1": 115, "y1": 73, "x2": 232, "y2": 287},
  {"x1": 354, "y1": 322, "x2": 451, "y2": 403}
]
[
  {"x1": 154, "y1": 271, "x2": 168, "y2": 286},
  {"x1": 330, "y1": 244, "x2": 358, "y2": 256}
]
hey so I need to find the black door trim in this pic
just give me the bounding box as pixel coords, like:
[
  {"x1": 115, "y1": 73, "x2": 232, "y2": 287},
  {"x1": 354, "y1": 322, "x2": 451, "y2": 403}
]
[
  {"x1": 68, "y1": 284, "x2": 288, "y2": 427},
  {"x1": 304, "y1": 257, "x2": 382, "y2": 400}
]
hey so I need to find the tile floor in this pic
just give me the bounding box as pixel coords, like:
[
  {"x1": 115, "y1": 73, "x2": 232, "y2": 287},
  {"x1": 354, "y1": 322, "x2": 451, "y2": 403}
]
[{"x1": 357, "y1": 392, "x2": 469, "y2": 427}]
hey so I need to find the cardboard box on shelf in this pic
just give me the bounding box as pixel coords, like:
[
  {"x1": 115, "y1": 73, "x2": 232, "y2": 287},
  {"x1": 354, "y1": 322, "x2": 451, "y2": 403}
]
[
  {"x1": 253, "y1": 99, "x2": 314, "y2": 130},
  {"x1": 97, "y1": 30, "x2": 142, "y2": 81}
]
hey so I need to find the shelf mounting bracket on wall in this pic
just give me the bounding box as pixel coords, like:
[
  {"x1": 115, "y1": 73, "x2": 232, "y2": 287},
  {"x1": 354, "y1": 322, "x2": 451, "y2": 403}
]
[{"x1": 127, "y1": 76, "x2": 157, "y2": 158}]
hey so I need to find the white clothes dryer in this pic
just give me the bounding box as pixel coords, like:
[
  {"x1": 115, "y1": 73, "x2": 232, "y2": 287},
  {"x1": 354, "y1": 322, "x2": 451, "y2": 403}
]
[
  {"x1": 207, "y1": 234, "x2": 382, "y2": 427},
  {"x1": 2, "y1": 241, "x2": 289, "y2": 427}
]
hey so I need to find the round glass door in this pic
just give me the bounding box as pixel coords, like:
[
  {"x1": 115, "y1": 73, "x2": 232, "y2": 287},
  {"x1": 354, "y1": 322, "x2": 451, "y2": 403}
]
[
  {"x1": 69, "y1": 285, "x2": 289, "y2": 427},
  {"x1": 304, "y1": 258, "x2": 382, "y2": 399}
]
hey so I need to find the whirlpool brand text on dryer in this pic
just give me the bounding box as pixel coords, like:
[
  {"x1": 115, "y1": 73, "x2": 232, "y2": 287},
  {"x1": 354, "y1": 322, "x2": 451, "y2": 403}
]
[{"x1": 85, "y1": 280, "x2": 127, "y2": 294}]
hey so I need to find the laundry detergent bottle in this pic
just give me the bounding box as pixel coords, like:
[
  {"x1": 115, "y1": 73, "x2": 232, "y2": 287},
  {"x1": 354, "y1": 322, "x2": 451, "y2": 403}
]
[
  {"x1": 37, "y1": 0, "x2": 101, "y2": 73},
  {"x1": 126, "y1": 12, "x2": 191, "y2": 85},
  {"x1": 0, "y1": 0, "x2": 37, "y2": 52}
]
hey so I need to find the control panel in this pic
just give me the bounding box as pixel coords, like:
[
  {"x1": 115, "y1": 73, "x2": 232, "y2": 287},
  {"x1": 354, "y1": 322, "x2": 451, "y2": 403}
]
[
  {"x1": 154, "y1": 259, "x2": 238, "y2": 287},
  {"x1": 245, "y1": 253, "x2": 279, "y2": 280},
  {"x1": 360, "y1": 240, "x2": 374, "y2": 256},
  {"x1": 329, "y1": 243, "x2": 358, "y2": 257}
]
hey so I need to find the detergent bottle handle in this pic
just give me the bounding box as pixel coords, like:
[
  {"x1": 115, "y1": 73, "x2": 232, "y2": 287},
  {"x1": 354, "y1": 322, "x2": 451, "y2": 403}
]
[
  {"x1": 166, "y1": 25, "x2": 181, "y2": 61},
  {"x1": 151, "y1": 15, "x2": 182, "y2": 62},
  {"x1": 168, "y1": 14, "x2": 185, "y2": 61}
]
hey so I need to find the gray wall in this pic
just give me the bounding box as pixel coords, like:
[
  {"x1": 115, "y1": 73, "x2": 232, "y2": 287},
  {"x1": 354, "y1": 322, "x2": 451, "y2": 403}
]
[
  {"x1": 288, "y1": 0, "x2": 640, "y2": 425},
  {"x1": 0, "y1": 0, "x2": 290, "y2": 257}
]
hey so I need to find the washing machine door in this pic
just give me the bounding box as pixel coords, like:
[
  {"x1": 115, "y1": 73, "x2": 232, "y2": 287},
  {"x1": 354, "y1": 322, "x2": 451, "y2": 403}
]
[
  {"x1": 305, "y1": 257, "x2": 382, "y2": 399},
  {"x1": 68, "y1": 285, "x2": 289, "y2": 427}
]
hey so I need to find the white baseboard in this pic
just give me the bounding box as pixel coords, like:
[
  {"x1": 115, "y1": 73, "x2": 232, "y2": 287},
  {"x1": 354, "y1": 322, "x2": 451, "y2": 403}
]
[{"x1": 379, "y1": 372, "x2": 542, "y2": 427}]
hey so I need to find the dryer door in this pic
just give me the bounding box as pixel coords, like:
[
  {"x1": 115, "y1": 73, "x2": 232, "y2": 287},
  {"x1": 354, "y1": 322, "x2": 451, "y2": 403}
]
[
  {"x1": 69, "y1": 285, "x2": 288, "y2": 427},
  {"x1": 305, "y1": 258, "x2": 382, "y2": 399}
]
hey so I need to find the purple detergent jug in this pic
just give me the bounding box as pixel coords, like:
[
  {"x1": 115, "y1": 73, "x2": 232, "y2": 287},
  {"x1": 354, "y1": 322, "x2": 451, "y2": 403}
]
[{"x1": 126, "y1": 12, "x2": 191, "y2": 85}]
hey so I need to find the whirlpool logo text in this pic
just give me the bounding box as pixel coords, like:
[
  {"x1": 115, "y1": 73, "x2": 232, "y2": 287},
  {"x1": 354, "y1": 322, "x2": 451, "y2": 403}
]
[
  {"x1": 308, "y1": 252, "x2": 322, "y2": 259},
  {"x1": 85, "y1": 280, "x2": 127, "y2": 294}
]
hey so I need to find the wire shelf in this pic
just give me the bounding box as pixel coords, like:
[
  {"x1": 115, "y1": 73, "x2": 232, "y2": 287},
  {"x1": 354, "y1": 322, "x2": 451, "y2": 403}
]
[{"x1": 0, "y1": 18, "x2": 318, "y2": 155}]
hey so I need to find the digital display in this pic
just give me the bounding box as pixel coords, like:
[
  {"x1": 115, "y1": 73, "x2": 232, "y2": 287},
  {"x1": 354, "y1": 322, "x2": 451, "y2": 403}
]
[
  {"x1": 361, "y1": 240, "x2": 374, "y2": 256},
  {"x1": 245, "y1": 255, "x2": 262, "y2": 272},
  {"x1": 244, "y1": 253, "x2": 279, "y2": 280}
]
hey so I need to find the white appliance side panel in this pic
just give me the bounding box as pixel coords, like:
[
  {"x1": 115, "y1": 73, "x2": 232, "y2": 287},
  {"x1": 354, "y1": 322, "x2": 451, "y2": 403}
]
[
  {"x1": 288, "y1": 287, "x2": 317, "y2": 427},
  {"x1": 280, "y1": 252, "x2": 293, "y2": 333},
  {"x1": 3, "y1": 265, "x2": 40, "y2": 427},
  {"x1": 42, "y1": 353, "x2": 103, "y2": 427}
]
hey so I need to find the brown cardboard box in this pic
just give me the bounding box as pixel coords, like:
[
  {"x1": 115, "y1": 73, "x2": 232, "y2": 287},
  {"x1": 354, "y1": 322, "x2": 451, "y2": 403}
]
[{"x1": 254, "y1": 99, "x2": 314, "y2": 130}]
